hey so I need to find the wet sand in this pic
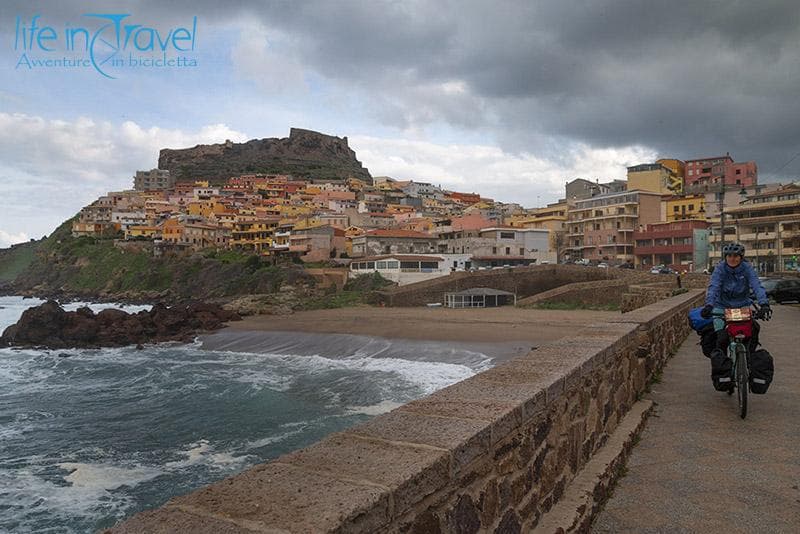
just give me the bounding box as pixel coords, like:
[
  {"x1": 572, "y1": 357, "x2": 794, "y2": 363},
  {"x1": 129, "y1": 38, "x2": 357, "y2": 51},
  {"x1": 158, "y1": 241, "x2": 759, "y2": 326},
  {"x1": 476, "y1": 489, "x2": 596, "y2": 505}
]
[{"x1": 220, "y1": 306, "x2": 619, "y2": 345}]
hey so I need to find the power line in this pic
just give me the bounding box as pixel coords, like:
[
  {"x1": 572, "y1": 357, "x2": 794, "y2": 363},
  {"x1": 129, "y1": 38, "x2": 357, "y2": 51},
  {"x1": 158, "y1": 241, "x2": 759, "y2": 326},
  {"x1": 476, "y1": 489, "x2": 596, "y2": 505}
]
[{"x1": 767, "y1": 149, "x2": 800, "y2": 177}]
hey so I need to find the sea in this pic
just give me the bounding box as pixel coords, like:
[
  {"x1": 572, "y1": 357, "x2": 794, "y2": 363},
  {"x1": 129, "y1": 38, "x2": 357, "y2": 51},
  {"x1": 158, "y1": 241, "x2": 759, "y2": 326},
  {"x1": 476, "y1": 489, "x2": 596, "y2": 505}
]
[{"x1": 0, "y1": 296, "x2": 500, "y2": 533}]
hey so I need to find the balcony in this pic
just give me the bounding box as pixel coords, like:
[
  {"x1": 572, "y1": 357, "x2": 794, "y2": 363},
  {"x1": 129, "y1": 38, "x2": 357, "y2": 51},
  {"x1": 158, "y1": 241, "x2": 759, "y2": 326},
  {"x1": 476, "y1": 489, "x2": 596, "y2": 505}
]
[
  {"x1": 780, "y1": 227, "x2": 800, "y2": 238},
  {"x1": 737, "y1": 232, "x2": 776, "y2": 241},
  {"x1": 635, "y1": 244, "x2": 693, "y2": 255},
  {"x1": 289, "y1": 244, "x2": 311, "y2": 253},
  {"x1": 599, "y1": 242, "x2": 633, "y2": 248}
]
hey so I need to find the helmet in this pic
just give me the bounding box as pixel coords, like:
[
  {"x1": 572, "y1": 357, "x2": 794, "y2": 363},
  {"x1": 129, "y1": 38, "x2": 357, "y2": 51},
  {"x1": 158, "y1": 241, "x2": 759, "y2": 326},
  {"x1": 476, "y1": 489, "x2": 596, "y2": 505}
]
[{"x1": 722, "y1": 242, "x2": 746, "y2": 257}]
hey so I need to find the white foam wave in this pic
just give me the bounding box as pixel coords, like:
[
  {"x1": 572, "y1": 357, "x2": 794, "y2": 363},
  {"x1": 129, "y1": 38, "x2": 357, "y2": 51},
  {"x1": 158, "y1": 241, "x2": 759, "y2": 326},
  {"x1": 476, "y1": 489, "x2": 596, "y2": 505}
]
[
  {"x1": 165, "y1": 440, "x2": 250, "y2": 470},
  {"x1": 58, "y1": 462, "x2": 162, "y2": 491},
  {"x1": 0, "y1": 461, "x2": 161, "y2": 531},
  {"x1": 345, "y1": 400, "x2": 404, "y2": 416},
  {"x1": 243, "y1": 426, "x2": 309, "y2": 450}
]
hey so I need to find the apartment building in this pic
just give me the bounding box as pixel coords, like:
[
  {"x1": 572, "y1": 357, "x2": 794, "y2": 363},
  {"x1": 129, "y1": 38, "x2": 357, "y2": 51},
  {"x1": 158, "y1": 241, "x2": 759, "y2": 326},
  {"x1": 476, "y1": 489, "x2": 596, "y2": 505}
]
[
  {"x1": 627, "y1": 163, "x2": 683, "y2": 194},
  {"x1": 633, "y1": 220, "x2": 710, "y2": 271},
  {"x1": 350, "y1": 229, "x2": 438, "y2": 258},
  {"x1": 564, "y1": 190, "x2": 661, "y2": 264},
  {"x1": 508, "y1": 201, "x2": 568, "y2": 259},
  {"x1": 684, "y1": 154, "x2": 757, "y2": 189},
  {"x1": 436, "y1": 227, "x2": 555, "y2": 266},
  {"x1": 663, "y1": 194, "x2": 706, "y2": 222},
  {"x1": 712, "y1": 183, "x2": 800, "y2": 272},
  {"x1": 133, "y1": 169, "x2": 174, "y2": 191}
]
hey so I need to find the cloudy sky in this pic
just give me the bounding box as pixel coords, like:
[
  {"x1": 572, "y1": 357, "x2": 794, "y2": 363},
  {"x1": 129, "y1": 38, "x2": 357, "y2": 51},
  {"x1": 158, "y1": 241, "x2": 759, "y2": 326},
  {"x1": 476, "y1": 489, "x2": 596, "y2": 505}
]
[{"x1": 1, "y1": 1, "x2": 799, "y2": 247}]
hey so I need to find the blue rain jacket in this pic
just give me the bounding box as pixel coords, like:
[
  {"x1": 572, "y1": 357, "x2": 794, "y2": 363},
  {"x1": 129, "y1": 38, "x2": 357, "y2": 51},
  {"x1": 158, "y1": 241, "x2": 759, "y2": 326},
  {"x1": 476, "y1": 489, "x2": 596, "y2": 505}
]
[{"x1": 705, "y1": 259, "x2": 768, "y2": 308}]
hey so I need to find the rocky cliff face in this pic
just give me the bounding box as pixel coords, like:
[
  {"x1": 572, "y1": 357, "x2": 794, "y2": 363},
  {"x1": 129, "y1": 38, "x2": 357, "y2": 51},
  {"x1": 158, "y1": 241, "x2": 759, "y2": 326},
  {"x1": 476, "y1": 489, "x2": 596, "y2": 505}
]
[{"x1": 158, "y1": 128, "x2": 372, "y2": 184}]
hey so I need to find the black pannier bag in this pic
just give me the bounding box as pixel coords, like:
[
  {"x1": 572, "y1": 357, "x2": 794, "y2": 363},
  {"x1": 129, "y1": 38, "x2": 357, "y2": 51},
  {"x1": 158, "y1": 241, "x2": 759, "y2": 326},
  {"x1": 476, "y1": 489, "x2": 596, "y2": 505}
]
[
  {"x1": 748, "y1": 349, "x2": 774, "y2": 394},
  {"x1": 699, "y1": 324, "x2": 716, "y2": 358},
  {"x1": 710, "y1": 349, "x2": 733, "y2": 391}
]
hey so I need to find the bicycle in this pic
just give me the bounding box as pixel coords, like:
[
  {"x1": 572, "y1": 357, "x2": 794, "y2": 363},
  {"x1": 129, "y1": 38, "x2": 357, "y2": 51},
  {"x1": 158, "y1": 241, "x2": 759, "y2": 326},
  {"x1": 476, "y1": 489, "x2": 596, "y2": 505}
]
[{"x1": 714, "y1": 306, "x2": 763, "y2": 419}]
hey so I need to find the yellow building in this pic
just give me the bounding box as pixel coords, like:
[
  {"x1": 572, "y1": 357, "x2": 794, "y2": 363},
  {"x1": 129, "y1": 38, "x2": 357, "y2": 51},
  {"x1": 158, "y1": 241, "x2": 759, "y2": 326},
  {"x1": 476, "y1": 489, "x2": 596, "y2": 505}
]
[
  {"x1": 508, "y1": 201, "x2": 568, "y2": 254},
  {"x1": 187, "y1": 200, "x2": 227, "y2": 218},
  {"x1": 161, "y1": 218, "x2": 184, "y2": 243},
  {"x1": 125, "y1": 225, "x2": 161, "y2": 239},
  {"x1": 627, "y1": 163, "x2": 683, "y2": 195},
  {"x1": 277, "y1": 203, "x2": 314, "y2": 218},
  {"x1": 656, "y1": 158, "x2": 685, "y2": 180},
  {"x1": 230, "y1": 216, "x2": 279, "y2": 253},
  {"x1": 663, "y1": 194, "x2": 706, "y2": 222}
]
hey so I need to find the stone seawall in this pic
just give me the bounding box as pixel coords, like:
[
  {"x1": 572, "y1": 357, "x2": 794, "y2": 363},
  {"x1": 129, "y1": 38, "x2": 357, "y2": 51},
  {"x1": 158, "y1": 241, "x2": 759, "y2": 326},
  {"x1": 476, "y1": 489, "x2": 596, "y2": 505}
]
[
  {"x1": 109, "y1": 290, "x2": 704, "y2": 534},
  {"x1": 517, "y1": 279, "x2": 630, "y2": 309},
  {"x1": 376, "y1": 265, "x2": 656, "y2": 307}
]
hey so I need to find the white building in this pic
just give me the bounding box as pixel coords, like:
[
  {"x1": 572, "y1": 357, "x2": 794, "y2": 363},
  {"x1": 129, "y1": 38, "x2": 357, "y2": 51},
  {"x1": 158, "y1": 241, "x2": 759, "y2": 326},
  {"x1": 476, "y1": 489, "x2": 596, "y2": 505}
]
[{"x1": 349, "y1": 254, "x2": 449, "y2": 285}]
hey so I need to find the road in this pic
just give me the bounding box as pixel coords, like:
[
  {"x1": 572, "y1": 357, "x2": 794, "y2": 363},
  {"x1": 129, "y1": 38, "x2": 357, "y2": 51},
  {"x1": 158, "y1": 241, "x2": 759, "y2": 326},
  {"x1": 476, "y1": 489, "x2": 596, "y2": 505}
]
[{"x1": 593, "y1": 304, "x2": 800, "y2": 533}]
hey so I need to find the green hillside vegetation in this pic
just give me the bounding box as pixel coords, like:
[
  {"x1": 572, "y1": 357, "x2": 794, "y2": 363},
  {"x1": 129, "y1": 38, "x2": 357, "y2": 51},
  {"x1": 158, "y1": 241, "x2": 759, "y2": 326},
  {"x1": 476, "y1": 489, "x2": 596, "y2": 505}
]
[
  {"x1": 7, "y1": 217, "x2": 312, "y2": 301},
  {"x1": 0, "y1": 241, "x2": 38, "y2": 283},
  {"x1": 301, "y1": 272, "x2": 395, "y2": 309}
]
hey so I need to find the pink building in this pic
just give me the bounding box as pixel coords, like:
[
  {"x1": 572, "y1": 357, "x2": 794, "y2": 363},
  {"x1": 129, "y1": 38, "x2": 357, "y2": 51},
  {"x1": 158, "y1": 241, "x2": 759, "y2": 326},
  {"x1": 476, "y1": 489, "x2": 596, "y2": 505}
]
[{"x1": 684, "y1": 154, "x2": 757, "y2": 190}]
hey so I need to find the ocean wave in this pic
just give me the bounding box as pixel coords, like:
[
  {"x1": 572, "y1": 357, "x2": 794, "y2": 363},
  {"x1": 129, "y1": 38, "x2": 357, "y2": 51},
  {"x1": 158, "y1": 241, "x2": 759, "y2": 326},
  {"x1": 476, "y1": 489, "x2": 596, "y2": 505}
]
[
  {"x1": 345, "y1": 400, "x2": 405, "y2": 416},
  {"x1": 0, "y1": 461, "x2": 161, "y2": 532},
  {"x1": 165, "y1": 439, "x2": 251, "y2": 470}
]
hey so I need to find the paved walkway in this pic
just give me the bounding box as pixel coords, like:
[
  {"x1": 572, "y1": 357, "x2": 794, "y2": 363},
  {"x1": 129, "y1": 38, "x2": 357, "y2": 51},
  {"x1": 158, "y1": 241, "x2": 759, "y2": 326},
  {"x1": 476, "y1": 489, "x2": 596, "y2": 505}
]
[{"x1": 593, "y1": 304, "x2": 800, "y2": 533}]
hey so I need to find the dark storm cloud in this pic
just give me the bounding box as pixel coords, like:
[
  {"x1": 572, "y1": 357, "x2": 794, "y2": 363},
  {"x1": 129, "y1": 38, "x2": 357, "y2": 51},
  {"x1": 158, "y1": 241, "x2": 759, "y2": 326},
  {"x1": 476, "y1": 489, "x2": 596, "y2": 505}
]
[{"x1": 5, "y1": 0, "x2": 800, "y2": 178}]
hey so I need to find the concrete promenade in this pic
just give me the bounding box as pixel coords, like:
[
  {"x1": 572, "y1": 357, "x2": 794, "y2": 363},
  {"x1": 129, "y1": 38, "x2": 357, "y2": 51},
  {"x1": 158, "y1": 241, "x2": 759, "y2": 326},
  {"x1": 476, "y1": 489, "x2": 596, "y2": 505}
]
[{"x1": 593, "y1": 304, "x2": 800, "y2": 533}]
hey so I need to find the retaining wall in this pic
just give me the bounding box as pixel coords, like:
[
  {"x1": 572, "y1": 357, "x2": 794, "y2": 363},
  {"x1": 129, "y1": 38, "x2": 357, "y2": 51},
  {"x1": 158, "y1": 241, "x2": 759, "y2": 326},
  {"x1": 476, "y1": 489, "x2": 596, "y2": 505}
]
[
  {"x1": 375, "y1": 265, "x2": 655, "y2": 307},
  {"x1": 517, "y1": 279, "x2": 630, "y2": 309},
  {"x1": 109, "y1": 290, "x2": 705, "y2": 534}
]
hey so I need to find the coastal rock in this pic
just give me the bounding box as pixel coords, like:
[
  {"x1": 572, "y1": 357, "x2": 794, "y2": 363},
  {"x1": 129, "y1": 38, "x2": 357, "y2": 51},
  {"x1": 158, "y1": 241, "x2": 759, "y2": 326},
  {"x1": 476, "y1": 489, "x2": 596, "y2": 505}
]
[{"x1": 0, "y1": 300, "x2": 241, "y2": 349}]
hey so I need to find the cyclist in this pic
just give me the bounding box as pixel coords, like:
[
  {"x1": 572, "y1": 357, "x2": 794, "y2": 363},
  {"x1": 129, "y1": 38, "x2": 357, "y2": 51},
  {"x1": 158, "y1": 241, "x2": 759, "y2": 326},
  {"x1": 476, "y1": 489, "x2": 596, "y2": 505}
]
[{"x1": 700, "y1": 242, "x2": 771, "y2": 390}]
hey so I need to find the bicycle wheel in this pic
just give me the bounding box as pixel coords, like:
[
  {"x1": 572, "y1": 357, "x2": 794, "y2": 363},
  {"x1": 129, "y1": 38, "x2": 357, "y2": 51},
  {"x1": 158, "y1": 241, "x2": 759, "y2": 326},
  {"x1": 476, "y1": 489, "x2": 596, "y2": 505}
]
[{"x1": 735, "y1": 344, "x2": 748, "y2": 419}]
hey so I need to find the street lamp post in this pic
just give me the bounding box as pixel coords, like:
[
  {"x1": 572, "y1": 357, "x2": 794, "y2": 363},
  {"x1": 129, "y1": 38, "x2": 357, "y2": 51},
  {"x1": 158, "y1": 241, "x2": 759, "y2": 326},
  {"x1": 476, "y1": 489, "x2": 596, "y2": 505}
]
[{"x1": 715, "y1": 182, "x2": 748, "y2": 262}]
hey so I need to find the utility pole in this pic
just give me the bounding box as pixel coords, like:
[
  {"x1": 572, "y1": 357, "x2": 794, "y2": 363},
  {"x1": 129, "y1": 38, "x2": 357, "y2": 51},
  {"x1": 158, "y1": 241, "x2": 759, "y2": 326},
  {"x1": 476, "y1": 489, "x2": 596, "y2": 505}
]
[{"x1": 718, "y1": 182, "x2": 727, "y2": 249}]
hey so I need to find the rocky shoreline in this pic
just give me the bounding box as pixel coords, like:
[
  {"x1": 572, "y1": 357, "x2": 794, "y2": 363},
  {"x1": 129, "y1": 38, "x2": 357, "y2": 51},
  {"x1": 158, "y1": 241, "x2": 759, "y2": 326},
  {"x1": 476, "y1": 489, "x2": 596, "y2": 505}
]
[{"x1": 0, "y1": 300, "x2": 241, "y2": 349}]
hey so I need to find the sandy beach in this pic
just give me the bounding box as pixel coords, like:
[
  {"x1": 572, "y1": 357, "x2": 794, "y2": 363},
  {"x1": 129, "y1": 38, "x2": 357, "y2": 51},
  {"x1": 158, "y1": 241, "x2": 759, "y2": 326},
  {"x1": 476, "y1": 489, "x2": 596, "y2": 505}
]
[{"x1": 221, "y1": 306, "x2": 619, "y2": 344}]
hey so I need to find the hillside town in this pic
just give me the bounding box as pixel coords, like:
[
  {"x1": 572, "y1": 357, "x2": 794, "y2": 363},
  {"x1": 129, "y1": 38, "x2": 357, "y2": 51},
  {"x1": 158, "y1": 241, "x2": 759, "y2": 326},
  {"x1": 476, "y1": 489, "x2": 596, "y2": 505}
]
[{"x1": 71, "y1": 153, "x2": 800, "y2": 285}]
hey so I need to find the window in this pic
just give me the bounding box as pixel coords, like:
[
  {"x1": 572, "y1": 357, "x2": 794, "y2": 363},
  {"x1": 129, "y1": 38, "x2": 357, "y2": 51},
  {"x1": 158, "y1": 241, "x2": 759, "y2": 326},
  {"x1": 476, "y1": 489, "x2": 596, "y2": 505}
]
[
  {"x1": 688, "y1": 204, "x2": 694, "y2": 210},
  {"x1": 420, "y1": 261, "x2": 439, "y2": 269},
  {"x1": 520, "y1": 247, "x2": 525, "y2": 255},
  {"x1": 386, "y1": 261, "x2": 399, "y2": 269},
  {"x1": 736, "y1": 169, "x2": 741, "y2": 175},
  {"x1": 376, "y1": 261, "x2": 387, "y2": 269},
  {"x1": 500, "y1": 231, "x2": 515, "y2": 239},
  {"x1": 366, "y1": 262, "x2": 375, "y2": 269},
  {"x1": 505, "y1": 247, "x2": 511, "y2": 255},
  {"x1": 492, "y1": 246, "x2": 497, "y2": 254}
]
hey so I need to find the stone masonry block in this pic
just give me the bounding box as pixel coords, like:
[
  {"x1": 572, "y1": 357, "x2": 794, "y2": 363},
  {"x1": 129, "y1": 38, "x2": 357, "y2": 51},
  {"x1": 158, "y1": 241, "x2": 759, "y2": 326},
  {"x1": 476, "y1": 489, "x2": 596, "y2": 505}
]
[
  {"x1": 345, "y1": 410, "x2": 491, "y2": 476},
  {"x1": 106, "y1": 508, "x2": 261, "y2": 534},
  {"x1": 164, "y1": 462, "x2": 390, "y2": 534},
  {"x1": 280, "y1": 433, "x2": 450, "y2": 516}
]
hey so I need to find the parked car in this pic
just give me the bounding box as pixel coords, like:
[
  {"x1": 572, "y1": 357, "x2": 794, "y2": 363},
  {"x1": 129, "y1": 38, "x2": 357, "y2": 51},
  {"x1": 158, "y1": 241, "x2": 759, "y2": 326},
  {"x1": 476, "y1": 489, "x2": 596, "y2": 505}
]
[
  {"x1": 617, "y1": 262, "x2": 635, "y2": 269},
  {"x1": 596, "y1": 263, "x2": 608, "y2": 268},
  {"x1": 764, "y1": 278, "x2": 800, "y2": 304}
]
